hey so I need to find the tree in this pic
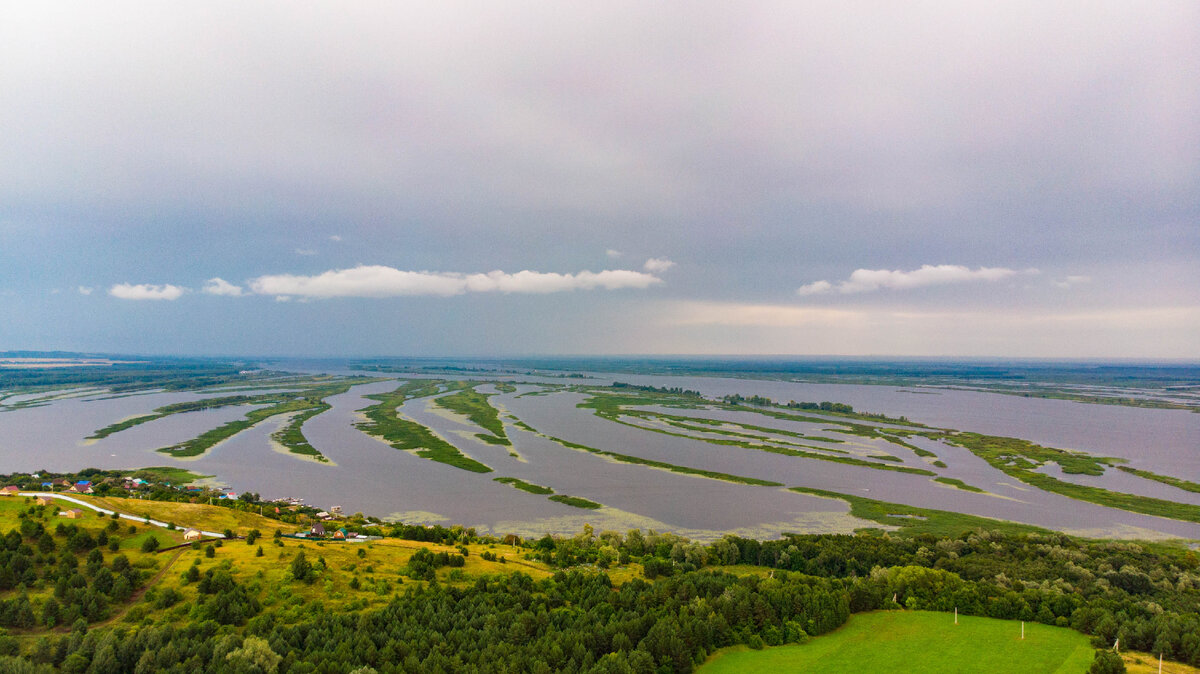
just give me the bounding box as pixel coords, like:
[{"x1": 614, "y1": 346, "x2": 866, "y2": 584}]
[
  {"x1": 226, "y1": 636, "x2": 281, "y2": 673},
  {"x1": 1089, "y1": 649, "x2": 1126, "y2": 674},
  {"x1": 289, "y1": 551, "x2": 313, "y2": 583},
  {"x1": 140, "y1": 536, "x2": 159, "y2": 553}
]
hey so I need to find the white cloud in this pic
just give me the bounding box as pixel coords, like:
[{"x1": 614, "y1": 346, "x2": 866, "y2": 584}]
[
  {"x1": 77, "y1": 286, "x2": 94, "y2": 295},
  {"x1": 1053, "y1": 275, "x2": 1092, "y2": 288},
  {"x1": 248, "y1": 265, "x2": 663, "y2": 299},
  {"x1": 606, "y1": 249, "x2": 622, "y2": 258},
  {"x1": 797, "y1": 264, "x2": 1031, "y2": 295},
  {"x1": 108, "y1": 283, "x2": 185, "y2": 300},
  {"x1": 329, "y1": 235, "x2": 342, "y2": 242},
  {"x1": 643, "y1": 257, "x2": 675, "y2": 273},
  {"x1": 202, "y1": 278, "x2": 244, "y2": 296},
  {"x1": 295, "y1": 248, "x2": 317, "y2": 256},
  {"x1": 796, "y1": 280, "x2": 833, "y2": 296}
]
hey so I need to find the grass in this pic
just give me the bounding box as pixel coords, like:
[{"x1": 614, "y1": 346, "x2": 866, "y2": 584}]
[
  {"x1": 548, "y1": 494, "x2": 603, "y2": 510},
  {"x1": 493, "y1": 477, "x2": 554, "y2": 495},
  {"x1": 88, "y1": 395, "x2": 261, "y2": 439},
  {"x1": 578, "y1": 392, "x2": 936, "y2": 477},
  {"x1": 789, "y1": 487, "x2": 1051, "y2": 538},
  {"x1": 355, "y1": 382, "x2": 492, "y2": 473},
  {"x1": 436, "y1": 386, "x2": 511, "y2": 445},
  {"x1": 937, "y1": 432, "x2": 1200, "y2": 524},
  {"x1": 934, "y1": 477, "x2": 985, "y2": 493},
  {"x1": 1123, "y1": 651, "x2": 1200, "y2": 674},
  {"x1": 0, "y1": 497, "x2": 184, "y2": 626},
  {"x1": 699, "y1": 611, "x2": 1096, "y2": 674},
  {"x1": 78, "y1": 495, "x2": 284, "y2": 536},
  {"x1": 534, "y1": 431, "x2": 784, "y2": 487},
  {"x1": 157, "y1": 397, "x2": 324, "y2": 458},
  {"x1": 128, "y1": 466, "x2": 211, "y2": 485},
  {"x1": 1116, "y1": 466, "x2": 1200, "y2": 495},
  {"x1": 270, "y1": 403, "x2": 333, "y2": 461}
]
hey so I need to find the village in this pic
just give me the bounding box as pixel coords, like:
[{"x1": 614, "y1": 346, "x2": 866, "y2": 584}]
[{"x1": 0, "y1": 470, "x2": 379, "y2": 543}]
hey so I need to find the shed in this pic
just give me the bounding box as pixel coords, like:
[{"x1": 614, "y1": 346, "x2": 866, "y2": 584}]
[
  {"x1": 183, "y1": 528, "x2": 202, "y2": 541},
  {"x1": 60, "y1": 508, "x2": 84, "y2": 519},
  {"x1": 35, "y1": 496, "x2": 53, "y2": 506}
]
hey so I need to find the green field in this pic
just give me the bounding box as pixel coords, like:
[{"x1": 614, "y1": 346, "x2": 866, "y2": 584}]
[{"x1": 700, "y1": 611, "x2": 1096, "y2": 674}]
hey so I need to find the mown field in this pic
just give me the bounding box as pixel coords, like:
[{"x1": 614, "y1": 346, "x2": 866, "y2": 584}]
[{"x1": 699, "y1": 610, "x2": 1096, "y2": 673}]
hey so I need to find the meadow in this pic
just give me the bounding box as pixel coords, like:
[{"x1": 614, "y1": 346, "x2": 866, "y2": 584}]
[{"x1": 699, "y1": 610, "x2": 1097, "y2": 673}]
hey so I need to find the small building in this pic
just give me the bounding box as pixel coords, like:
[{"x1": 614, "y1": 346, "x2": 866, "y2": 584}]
[
  {"x1": 333, "y1": 528, "x2": 348, "y2": 540},
  {"x1": 0, "y1": 485, "x2": 19, "y2": 496},
  {"x1": 67, "y1": 482, "x2": 94, "y2": 494},
  {"x1": 35, "y1": 496, "x2": 54, "y2": 506},
  {"x1": 183, "y1": 528, "x2": 202, "y2": 542},
  {"x1": 310, "y1": 522, "x2": 326, "y2": 537},
  {"x1": 60, "y1": 508, "x2": 84, "y2": 519}
]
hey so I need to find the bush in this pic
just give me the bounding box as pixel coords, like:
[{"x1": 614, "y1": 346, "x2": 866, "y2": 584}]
[
  {"x1": 140, "y1": 536, "x2": 159, "y2": 553},
  {"x1": 1089, "y1": 650, "x2": 1126, "y2": 674}
]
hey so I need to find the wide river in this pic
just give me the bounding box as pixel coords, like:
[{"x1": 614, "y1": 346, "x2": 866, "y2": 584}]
[{"x1": 0, "y1": 370, "x2": 1196, "y2": 541}]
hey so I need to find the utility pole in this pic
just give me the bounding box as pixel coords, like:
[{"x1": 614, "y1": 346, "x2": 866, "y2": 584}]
[
  {"x1": 954, "y1": 607, "x2": 958, "y2": 625},
  {"x1": 1021, "y1": 622, "x2": 1025, "y2": 640}
]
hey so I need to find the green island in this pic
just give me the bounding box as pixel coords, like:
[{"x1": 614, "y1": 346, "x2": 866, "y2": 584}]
[
  {"x1": 516, "y1": 421, "x2": 784, "y2": 487},
  {"x1": 547, "y1": 494, "x2": 603, "y2": 509},
  {"x1": 574, "y1": 385, "x2": 1200, "y2": 530},
  {"x1": 88, "y1": 395, "x2": 262, "y2": 439},
  {"x1": 154, "y1": 380, "x2": 372, "y2": 461},
  {"x1": 934, "y1": 477, "x2": 986, "y2": 493},
  {"x1": 355, "y1": 381, "x2": 492, "y2": 473},
  {"x1": 788, "y1": 486, "x2": 1050, "y2": 538},
  {"x1": 1116, "y1": 466, "x2": 1200, "y2": 495},
  {"x1": 435, "y1": 386, "x2": 511, "y2": 445},
  {"x1": 492, "y1": 476, "x2": 554, "y2": 495},
  {"x1": 578, "y1": 391, "x2": 937, "y2": 476}
]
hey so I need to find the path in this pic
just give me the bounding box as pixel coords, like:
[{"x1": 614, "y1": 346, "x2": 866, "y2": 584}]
[
  {"x1": 91, "y1": 548, "x2": 187, "y2": 629},
  {"x1": 19, "y1": 492, "x2": 226, "y2": 538}
]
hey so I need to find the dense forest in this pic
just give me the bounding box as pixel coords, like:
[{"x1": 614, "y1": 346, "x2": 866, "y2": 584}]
[{"x1": 2, "y1": 491, "x2": 1197, "y2": 672}]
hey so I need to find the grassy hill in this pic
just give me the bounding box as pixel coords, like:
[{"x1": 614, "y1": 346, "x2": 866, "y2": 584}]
[{"x1": 700, "y1": 611, "x2": 1096, "y2": 674}]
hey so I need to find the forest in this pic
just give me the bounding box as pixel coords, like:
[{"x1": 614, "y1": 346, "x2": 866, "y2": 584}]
[{"x1": 1, "y1": 484, "x2": 1197, "y2": 672}]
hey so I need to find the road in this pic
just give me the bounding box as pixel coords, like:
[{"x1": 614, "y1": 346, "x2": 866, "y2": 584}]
[{"x1": 18, "y1": 492, "x2": 226, "y2": 538}]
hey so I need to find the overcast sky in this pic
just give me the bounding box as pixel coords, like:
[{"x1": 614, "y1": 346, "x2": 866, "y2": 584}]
[{"x1": 2, "y1": 2, "x2": 1197, "y2": 358}]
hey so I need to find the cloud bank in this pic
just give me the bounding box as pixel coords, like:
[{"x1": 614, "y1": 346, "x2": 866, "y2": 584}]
[
  {"x1": 798, "y1": 265, "x2": 1029, "y2": 296},
  {"x1": 248, "y1": 265, "x2": 663, "y2": 299},
  {"x1": 109, "y1": 283, "x2": 185, "y2": 301}
]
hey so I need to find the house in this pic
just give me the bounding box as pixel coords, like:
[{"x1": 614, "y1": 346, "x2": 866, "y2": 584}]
[
  {"x1": 333, "y1": 528, "x2": 348, "y2": 540},
  {"x1": 0, "y1": 485, "x2": 19, "y2": 496},
  {"x1": 68, "y1": 482, "x2": 94, "y2": 494},
  {"x1": 53, "y1": 479, "x2": 70, "y2": 487},
  {"x1": 183, "y1": 528, "x2": 202, "y2": 542},
  {"x1": 35, "y1": 496, "x2": 53, "y2": 506},
  {"x1": 310, "y1": 522, "x2": 326, "y2": 537},
  {"x1": 60, "y1": 508, "x2": 84, "y2": 519}
]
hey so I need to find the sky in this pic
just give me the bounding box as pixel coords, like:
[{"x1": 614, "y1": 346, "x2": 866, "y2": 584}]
[{"x1": 1, "y1": 2, "x2": 1198, "y2": 358}]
